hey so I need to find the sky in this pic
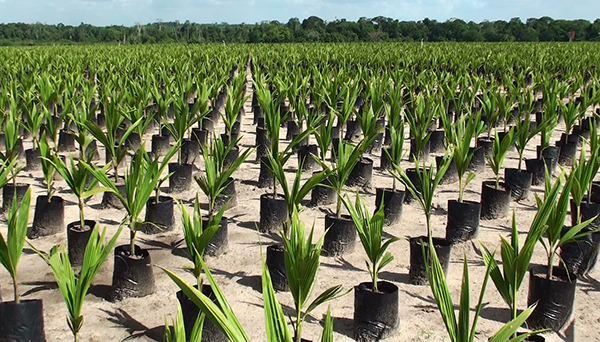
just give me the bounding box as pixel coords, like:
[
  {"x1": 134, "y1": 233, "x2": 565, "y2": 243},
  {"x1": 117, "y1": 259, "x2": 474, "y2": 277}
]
[{"x1": 0, "y1": 0, "x2": 599, "y2": 26}]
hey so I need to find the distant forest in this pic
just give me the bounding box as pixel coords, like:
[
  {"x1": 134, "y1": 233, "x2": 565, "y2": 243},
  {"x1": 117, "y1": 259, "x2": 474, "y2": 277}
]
[{"x1": 1, "y1": 16, "x2": 600, "y2": 46}]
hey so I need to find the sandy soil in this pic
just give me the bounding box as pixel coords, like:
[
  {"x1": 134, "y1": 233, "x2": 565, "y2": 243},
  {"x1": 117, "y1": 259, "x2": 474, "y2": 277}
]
[{"x1": 0, "y1": 67, "x2": 599, "y2": 342}]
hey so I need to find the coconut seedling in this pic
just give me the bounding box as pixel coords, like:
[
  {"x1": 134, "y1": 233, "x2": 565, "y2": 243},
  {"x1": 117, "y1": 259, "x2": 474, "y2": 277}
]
[
  {"x1": 342, "y1": 191, "x2": 401, "y2": 340},
  {"x1": 33, "y1": 225, "x2": 121, "y2": 342},
  {"x1": 164, "y1": 251, "x2": 336, "y2": 342},
  {"x1": 0, "y1": 189, "x2": 45, "y2": 340}
]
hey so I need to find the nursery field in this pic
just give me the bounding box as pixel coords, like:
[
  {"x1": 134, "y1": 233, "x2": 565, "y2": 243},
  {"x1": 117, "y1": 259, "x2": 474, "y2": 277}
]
[{"x1": 0, "y1": 43, "x2": 599, "y2": 342}]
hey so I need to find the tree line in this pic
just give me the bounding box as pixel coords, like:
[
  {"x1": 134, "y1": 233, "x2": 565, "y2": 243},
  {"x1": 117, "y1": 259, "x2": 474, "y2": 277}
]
[{"x1": 1, "y1": 16, "x2": 600, "y2": 46}]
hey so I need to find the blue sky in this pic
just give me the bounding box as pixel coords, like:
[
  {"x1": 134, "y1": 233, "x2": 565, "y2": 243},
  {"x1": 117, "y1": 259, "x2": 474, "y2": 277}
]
[{"x1": 1, "y1": 0, "x2": 599, "y2": 26}]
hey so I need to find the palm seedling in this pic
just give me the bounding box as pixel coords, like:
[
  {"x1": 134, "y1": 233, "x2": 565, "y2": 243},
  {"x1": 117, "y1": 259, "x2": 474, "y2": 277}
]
[
  {"x1": 390, "y1": 154, "x2": 452, "y2": 284},
  {"x1": 335, "y1": 81, "x2": 360, "y2": 140},
  {"x1": 164, "y1": 302, "x2": 204, "y2": 342},
  {"x1": 38, "y1": 135, "x2": 57, "y2": 203},
  {"x1": 168, "y1": 93, "x2": 202, "y2": 164},
  {"x1": 150, "y1": 72, "x2": 174, "y2": 137},
  {"x1": 425, "y1": 233, "x2": 538, "y2": 342},
  {"x1": 488, "y1": 128, "x2": 516, "y2": 190},
  {"x1": 20, "y1": 101, "x2": 44, "y2": 163},
  {"x1": 481, "y1": 170, "x2": 562, "y2": 333},
  {"x1": 68, "y1": 101, "x2": 99, "y2": 161},
  {"x1": 448, "y1": 111, "x2": 484, "y2": 203},
  {"x1": 282, "y1": 208, "x2": 346, "y2": 342},
  {"x1": 481, "y1": 88, "x2": 500, "y2": 140},
  {"x1": 560, "y1": 100, "x2": 580, "y2": 139},
  {"x1": 43, "y1": 103, "x2": 62, "y2": 151},
  {"x1": 29, "y1": 135, "x2": 65, "y2": 239},
  {"x1": 541, "y1": 169, "x2": 596, "y2": 278},
  {"x1": 179, "y1": 196, "x2": 227, "y2": 288},
  {"x1": 33, "y1": 226, "x2": 121, "y2": 342},
  {"x1": 513, "y1": 114, "x2": 544, "y2": 171},
  {"x1": 383, "y1": 122, "x2": 405, "y2": 190},
  {"x1": 84, "y1": 94, "x2": 141, "y2": 182},
  {"x1": 86, "y1": 147, "x2": 159, "y2": 256},
  {"x1": 163, "y1": 251, "x2": 335, "y2": 342},
  {"x1": 343, "y1": 193, "x2": 399, "y2": 292},
  {"x1": 391, "y1": 154, "x2": 451, "y2": 237},
  {"x1": 523, "y1": 169, "x2": 597, "y2": 331},
  {"x1": 0, "y1": 188, "x2": 31, "y2": 304},
  {"x1": 496, "y1": 91, "x2": 513, "y2": 133},
  {"x1": 51, "y1": 154, "x2": 109, "y2": 232},
  {"x1": 570, "y1": 122, "x2": 600, "y2": 225},
  {"x1": 196, "y1": 135, "x2": 252, "y2": 218},
  {"x1": 405, "y1": 92, "x2": 437, "y2": 161},
  {"x1": 539, "y1": 88, "x2": 559, "y2": 153},
  {"x1": 220, "y1": 82, "x2": 247, "y2": 145},
  {"x1": 1, "y1": 98, "x2": 24, "y2": 186},
  {"x1": 322, "y1": 134, "x2": 378, "y2": 220}
]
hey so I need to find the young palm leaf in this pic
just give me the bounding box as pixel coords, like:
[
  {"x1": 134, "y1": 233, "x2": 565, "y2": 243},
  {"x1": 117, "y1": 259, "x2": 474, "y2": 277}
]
[
  {"x1": 163, "y1": 251, "x2": 302, "y2": 342},
  {"x1": 164, "y1": 302, "x2": 204, "y2": 342}
]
